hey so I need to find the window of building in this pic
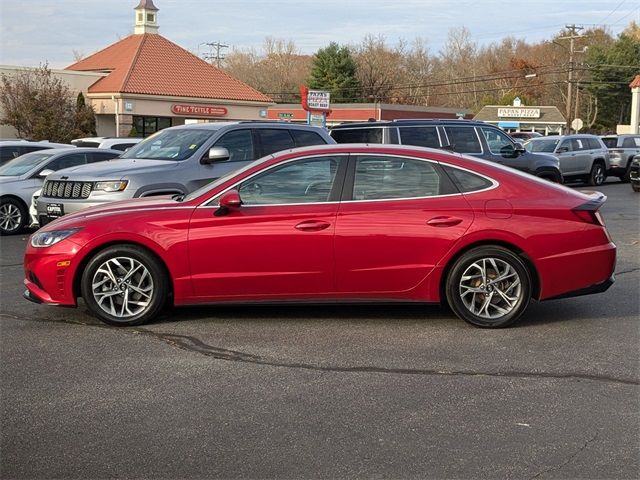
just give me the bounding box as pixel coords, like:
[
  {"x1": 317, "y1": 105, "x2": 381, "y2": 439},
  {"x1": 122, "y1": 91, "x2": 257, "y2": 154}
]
[
  {"x1": 133, "y1": 116, "x2": 172, "y2": 137},
  {"x1": 147, "y1": 13, "x2": 155, "y2": 23}
]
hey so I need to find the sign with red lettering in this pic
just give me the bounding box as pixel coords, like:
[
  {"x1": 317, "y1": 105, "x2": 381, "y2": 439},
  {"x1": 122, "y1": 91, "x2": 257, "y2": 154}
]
[{"x1": 171, "y1": 104, "x2": 228, "y2": 117}]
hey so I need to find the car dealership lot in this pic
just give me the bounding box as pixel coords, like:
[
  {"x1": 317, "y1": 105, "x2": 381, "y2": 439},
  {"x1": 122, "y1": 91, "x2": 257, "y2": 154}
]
[{"x1": 1, "y1": 181, "x2": 638, "y2": 478}]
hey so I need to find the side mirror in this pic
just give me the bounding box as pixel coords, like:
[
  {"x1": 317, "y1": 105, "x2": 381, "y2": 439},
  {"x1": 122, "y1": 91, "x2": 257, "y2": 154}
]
[
  {"x1": 557, "y1": 146, "x2": 569, "y2": 153},
  {"x1": 38, "y1": 169, "x2": 54, "y2": 178},
  {"x1": 214, "y1": 189, "x2": 242, "y2": 216},
  {"x1": 201, "y1": 147, "x2": 230, "y2": 165}
]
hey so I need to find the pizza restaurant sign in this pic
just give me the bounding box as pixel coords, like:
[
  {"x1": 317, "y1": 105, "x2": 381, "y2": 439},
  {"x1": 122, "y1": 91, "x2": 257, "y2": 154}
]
[
  {"x1": 497, "y1": 108, "x2": 540, "y2": 119},
  {"x1": 171, "y1": 104, "x2": 228, "y2": 117}
]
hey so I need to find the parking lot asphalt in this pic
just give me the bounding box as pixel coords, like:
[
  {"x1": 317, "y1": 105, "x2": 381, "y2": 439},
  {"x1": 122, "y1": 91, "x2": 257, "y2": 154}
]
[{"x1": 1, "y1": 180, "x2": 639, "y2": 479}]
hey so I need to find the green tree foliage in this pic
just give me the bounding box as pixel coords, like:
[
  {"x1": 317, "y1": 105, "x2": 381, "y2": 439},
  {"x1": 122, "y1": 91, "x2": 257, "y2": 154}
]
[
  {"x1": 308, "y1": 42, "x2": 361, "y2": 102},
  {"x1": 0, "y1": 65, "x2": 95, "y2": 142},
  {"x1": 74, "y1": 92, "x2": 97, "y2": 138},
  {"x1": 585, "y1": 28, "x2": 640, "y2": 130}
]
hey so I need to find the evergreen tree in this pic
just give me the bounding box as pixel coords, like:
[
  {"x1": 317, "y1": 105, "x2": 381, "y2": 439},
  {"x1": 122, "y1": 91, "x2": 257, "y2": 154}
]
[
  {"x1": 308, "y1": 42, "x2": 361, "y2": 103},
  {"x1": 74, "y1": 92, "x2": 97, "y2": 138}
]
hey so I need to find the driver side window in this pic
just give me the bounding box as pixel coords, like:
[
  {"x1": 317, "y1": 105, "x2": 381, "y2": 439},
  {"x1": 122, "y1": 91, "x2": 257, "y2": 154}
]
[
  {"x1": 237, "y1": 155, "x2": 345, "y2": 205},
  {"x1": 559, "y1": 140, "x2": 573, "y2": 152},
  {"x1": 481, "y1": 127, "x2": 515, "y2": 155},
  {"x1": 214, "y1": 129, "x2": 254, "y2": 162}
]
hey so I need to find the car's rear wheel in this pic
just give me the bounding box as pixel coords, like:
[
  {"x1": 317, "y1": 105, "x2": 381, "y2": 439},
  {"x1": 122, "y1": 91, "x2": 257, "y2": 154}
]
[
  {"x1": 81, "y1": 245, "x2": 168, "y2": 326},
  {"x1": 588, "y1": 162, "x2": 606, "y2": 186},
  {"x1": 0, "y1": 197, "x2": 27, "y2": 235},
  {"x1": 446, "y1": 246, "x2": 531, "y2": 328},
  {"x1": 632, "y1": 183, "x2": 640, "y2": 192}
]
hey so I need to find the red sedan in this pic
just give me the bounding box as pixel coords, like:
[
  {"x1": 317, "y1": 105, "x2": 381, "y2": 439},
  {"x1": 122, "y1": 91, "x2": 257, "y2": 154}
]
[{"x1": 24, "y1": 144, "x2": 616, "y2": 328}]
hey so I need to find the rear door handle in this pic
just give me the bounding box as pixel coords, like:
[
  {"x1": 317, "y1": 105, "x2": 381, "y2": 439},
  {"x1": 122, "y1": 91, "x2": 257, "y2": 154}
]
[
  {"x1": 426, "y1": 216, "x2": 463, "y2": 227},
  {"x1": 295, "y1": 220, "x2": 331, "y2": 232}
]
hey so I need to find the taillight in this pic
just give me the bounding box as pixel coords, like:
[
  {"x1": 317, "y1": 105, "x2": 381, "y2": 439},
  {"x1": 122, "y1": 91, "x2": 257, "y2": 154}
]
[{"x1": 572, "y1": 196, "x2": 606, "y2": 226}]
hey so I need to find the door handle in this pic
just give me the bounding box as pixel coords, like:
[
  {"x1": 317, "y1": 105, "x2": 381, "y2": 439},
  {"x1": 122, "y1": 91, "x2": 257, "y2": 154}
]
[
  {"x1": 295, "y1": 220, "x2": 331, "y2": 232},
  {"x1": 426, "y1": 216, "x2": 463, "y2": 227}
]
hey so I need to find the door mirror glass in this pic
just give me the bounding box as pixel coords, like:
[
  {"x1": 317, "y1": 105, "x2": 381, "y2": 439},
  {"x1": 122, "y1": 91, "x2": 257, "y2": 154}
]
[{"x1": 201, "y1": 147, "x2": 230, "y2": 165}]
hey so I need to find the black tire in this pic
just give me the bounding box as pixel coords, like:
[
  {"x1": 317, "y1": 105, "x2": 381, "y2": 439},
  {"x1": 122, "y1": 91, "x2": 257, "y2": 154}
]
[
  {"x1": 445, "y1": 246, "x2": 532, "y2": 328},
  {"x1": 80, "y1": 245, "x2": 169, "y2": 326},
  {"x1": 537, "y1": 171, "x2": 562, "y2": 183},
  {"x1": 0, "y1": 197, "x2": 28, "y2": 235},
  {"x1": 588, "y1": 161, "x2": 606, "y2": 186},
  {"x1": 632, "y1": 183, "x2": 640, "y2": 193},
  {"x1": 620, "y1": 160, "x2": 632, "y2": 183}
]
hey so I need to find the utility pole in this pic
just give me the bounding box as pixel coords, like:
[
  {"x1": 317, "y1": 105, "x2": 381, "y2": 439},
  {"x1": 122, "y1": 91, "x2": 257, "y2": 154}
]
[
  {"x1": 202, "y1": 41, "x2": 229, "y2": 68},
  {"x1": 558, "y1": 25, "x2": 583, "y2": 134}
]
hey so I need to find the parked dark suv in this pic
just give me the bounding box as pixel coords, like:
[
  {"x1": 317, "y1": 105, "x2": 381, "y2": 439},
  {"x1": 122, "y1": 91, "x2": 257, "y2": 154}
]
[{"x1": 330, "y1": 120, "x2": 562, "y2": 182}]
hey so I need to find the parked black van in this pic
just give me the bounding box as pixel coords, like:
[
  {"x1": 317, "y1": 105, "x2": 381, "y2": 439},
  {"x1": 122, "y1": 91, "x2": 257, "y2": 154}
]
[{"x1": 330, "y1": 119, "x2": 563, "y2": 183}]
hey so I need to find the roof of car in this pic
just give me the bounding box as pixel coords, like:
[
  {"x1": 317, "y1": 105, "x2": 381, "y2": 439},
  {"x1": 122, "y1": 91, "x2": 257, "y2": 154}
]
[
  {"x1": 0, "y1": 141, "x2": 72, "y2": 147},
  {"x1": 168, "y1": 121, "x2": 329, "y2": 131},
  {"x1": 35, "y1": 147, "x2": 121, "y2": 156},
  {"x1": 330, "y1": 119, "x2": 490, "y2": 129}
]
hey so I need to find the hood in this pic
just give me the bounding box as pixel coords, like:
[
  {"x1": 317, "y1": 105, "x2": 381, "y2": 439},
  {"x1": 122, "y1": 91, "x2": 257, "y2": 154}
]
[
  {"x1": 0, "y1": 176, "x2": 22, "y2": 184},
  {"x1": 46, "y1": 158, "x2": 181, "y2": 181},
  {"x1": 41, "y1": 195, "x2": 186, "y2": 230}
]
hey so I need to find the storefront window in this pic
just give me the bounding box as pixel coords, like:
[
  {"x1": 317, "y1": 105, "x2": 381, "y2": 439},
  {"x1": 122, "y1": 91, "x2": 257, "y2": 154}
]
[{"x1": 133, "y1": 116, "x2": 173, "y2": 137}]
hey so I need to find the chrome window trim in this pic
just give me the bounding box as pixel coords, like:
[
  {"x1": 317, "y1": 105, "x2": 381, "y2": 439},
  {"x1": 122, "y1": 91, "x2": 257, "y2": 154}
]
[
  {"x1": 198, "y1": 153, "x2": 346, "y2": 208},
  {"x1": 197, "y1": 152, "x2": 500, "y2": 209}
]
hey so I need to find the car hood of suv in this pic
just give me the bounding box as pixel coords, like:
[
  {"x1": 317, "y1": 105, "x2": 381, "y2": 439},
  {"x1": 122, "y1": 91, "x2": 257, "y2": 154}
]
[{"x1": 45, "y1": 158, "x2": 181, "y2": 181}]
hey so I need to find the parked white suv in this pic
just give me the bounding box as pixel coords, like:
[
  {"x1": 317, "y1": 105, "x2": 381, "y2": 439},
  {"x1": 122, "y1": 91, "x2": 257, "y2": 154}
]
[{"x1": 71, "y1": 137, "x2": 144, "y2": 151}]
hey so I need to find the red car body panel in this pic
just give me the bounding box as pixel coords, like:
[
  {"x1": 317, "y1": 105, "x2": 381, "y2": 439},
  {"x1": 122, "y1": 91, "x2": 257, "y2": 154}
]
[{"x1": 24, "y1": 144, "x2": 616, "y2": 311}]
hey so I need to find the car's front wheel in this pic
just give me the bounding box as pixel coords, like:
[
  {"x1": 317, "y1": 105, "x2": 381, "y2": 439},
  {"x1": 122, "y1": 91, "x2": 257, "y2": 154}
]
[
  {"x1": 0, "y1": 197, "x2": 28, "y2": 235},
  {"x1": 446, "y1": 246, "x2": 532, "y2": 328},
  {"x1": 81, "y1": 245, "x2": 169, "y2": 326}
]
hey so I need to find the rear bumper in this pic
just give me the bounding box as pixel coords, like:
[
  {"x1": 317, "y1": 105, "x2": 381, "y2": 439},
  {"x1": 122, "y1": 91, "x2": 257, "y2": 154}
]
[{"x1": 545, "y1": 274, "x2": 615, "y2": 300}]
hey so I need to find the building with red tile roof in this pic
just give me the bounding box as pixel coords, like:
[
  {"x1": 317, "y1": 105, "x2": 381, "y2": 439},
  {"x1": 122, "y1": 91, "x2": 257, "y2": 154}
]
[{"x1": 63, "y1": 1, "x2": 272, "y2": 137}]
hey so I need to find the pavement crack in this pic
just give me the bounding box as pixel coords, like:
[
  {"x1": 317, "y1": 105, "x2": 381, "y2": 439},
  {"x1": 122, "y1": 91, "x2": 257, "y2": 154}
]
[
  {"x1": 3, "y1": 312, "x2": 639, "y2": 386},
  {"x1": 615, "y1": 267, "x2": 640, "y2": 276},
  {"x1": 136, "y1": 328, "x2": 639, "y2": 386},
  {"x1": 0, "y1": 263, "x2": 23, "y2": 267},
  {"x1": 529, "y1": 431, "x2": 599, "y2": 479}
]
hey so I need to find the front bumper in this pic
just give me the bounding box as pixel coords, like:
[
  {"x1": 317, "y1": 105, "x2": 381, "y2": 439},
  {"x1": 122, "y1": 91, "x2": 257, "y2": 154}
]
[{"x1": 36, "y1": 196, "x2": 119, "y2": 226}]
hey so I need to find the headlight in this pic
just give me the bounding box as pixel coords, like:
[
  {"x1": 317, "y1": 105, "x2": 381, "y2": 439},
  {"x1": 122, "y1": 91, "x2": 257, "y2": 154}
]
[
  {"x1": 94, "y1": 180, "x2": 128, "y2": 192},
  {"x1": 31, "y1": 228, "x2": 82, "y2": 248}
]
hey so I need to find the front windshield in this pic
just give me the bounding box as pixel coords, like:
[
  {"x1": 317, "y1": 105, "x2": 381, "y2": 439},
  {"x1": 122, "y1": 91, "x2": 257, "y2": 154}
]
[
  {"x1": 0, "y1": 151, "x2": 54, "y2": 176},
  {"x1": 119, "y1": 128, "x2": 217, "y2": 161},
  {"x1": 525, "y1": 138, "x2": 560, "y2": 153}
]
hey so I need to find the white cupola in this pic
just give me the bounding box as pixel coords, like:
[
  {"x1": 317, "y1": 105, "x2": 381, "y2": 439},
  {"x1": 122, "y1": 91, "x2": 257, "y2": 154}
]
[{"x1": 134, "y1": 0, "x2": 159, "y2": 35}]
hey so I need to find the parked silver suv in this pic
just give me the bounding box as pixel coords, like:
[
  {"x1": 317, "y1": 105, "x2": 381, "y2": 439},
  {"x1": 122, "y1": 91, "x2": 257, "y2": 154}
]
[
  {"x1": 37, "y1": 122, "x2": 334, "y2": 225},
  {"x1": 601, "y1": 134, "x2": 640, "y2": 182},
  {"x1": 524, "y1": 134, "x2": 610, "y2": 185}
]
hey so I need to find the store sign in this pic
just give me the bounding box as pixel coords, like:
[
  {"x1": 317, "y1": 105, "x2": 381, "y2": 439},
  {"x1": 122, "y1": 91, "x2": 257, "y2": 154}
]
[
  {"x1": 171, "y1": 104, "x2": 228, "y2": 117},
  {"x1": 497, "y1": 108, "x2": 540, "y2": 119},
  {"x1": 278, "y1": 112, "x2": 294, "y2": 118},
  {"x1": 307, "y1": 90, "x2": 330, "y2": 111}
]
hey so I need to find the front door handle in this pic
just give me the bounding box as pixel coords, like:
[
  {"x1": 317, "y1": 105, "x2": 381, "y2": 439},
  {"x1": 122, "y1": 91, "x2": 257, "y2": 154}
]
[
  {"x1": 426, "y1": 216, "x2": 463, "y2": 227},
  {"x1": 295, "y1": 220, "x2": 331, "y2": 232}
]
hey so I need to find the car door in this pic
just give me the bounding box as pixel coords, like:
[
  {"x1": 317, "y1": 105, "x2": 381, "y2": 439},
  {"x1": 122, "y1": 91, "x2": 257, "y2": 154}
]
[
  {"x1": 187, "y1": 154, "x2": 348, "y2": 299},
  {"x1": 572, "y1": 138, "x2": 593, "y2": 175},
  {"x1": 333, "y1": 154, "x2": 474, "y2": 295},
  {"x1": 555, "y1": 139, "x2": 578, "y2": 175},
  {"x1": 479, "y1": 127, "x2": 521, "y2": 169}
]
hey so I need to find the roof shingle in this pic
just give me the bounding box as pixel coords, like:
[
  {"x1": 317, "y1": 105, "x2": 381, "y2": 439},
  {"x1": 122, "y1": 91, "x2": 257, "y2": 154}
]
[{"x1": 66, "y1": 34, "x2": 272, "y2": 103}]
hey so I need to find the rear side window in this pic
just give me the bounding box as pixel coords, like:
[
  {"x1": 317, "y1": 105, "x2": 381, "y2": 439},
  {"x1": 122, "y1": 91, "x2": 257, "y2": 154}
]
[
  {"x1": 622, "y1": 137, "x2": 640, "y2": 148},
  {"x1": 257, "y1": 129, "x2": 295, "y2": 156},
  {"x1": 291, "y1": 129, "x2": 327, "y2": 147},
  {"x1": 443, "y1": 165, "x2": 493, "y2": 193},
  {"x1": 352, "y1": 155, "x2": 442, "y2": 200},
  {"x1": 443, "y1": 127, "x2": 482, "y2": 154},
  {"x1": 586, "y1": 138, "x2": 602, "y2": 150},
  {"x1": 398, "y1": 126, "x2": 440, "y2": 148},
  {"x1": 331, "y1": 128, "x2": 383, "y2": 144}
]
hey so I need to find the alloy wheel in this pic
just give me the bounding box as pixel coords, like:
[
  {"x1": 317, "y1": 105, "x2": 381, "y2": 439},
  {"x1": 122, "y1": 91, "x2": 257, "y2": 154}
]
[
  {"x1": 91, "y1": 256, "x2": 154, "y2": 318},
  {"x1": 458, "y1": 257, "x2": 522, "y2": 319},
  {"x1": 0, "y1": 203, "x2": 22, "y2": 233}
]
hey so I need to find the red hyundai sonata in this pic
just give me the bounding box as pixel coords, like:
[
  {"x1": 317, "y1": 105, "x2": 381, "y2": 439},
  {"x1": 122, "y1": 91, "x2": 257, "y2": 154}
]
[{"x1": 24, "y1": 144, "x2": 616, "y2": 328}]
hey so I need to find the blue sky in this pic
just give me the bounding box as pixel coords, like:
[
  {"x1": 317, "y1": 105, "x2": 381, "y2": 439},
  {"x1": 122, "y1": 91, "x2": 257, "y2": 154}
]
[{"x1": 1, "y1": 0, "x2": 638, "y2": 68}]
